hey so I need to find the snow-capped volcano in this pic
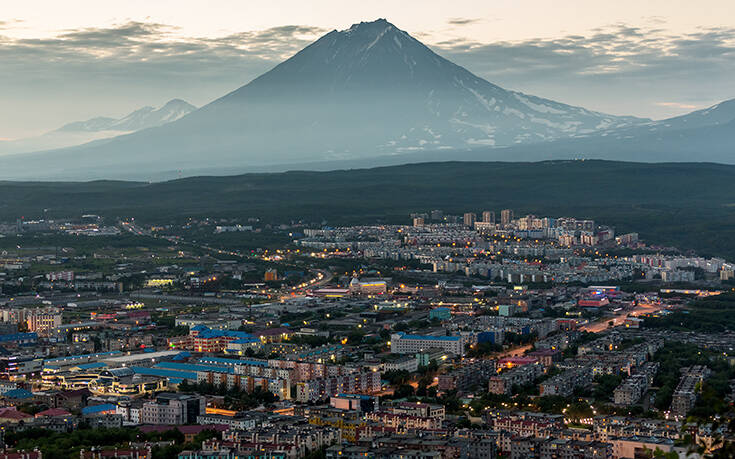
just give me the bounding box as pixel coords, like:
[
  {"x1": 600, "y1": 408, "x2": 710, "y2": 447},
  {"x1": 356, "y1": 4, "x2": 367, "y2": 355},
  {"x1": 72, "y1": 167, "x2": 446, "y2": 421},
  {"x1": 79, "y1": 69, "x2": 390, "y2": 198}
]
[
  {"x1": 0, "y1": 19, "x2": 662, "y2": 178},
  {"x1": 208, "y1": 18, "x2": 645, "y2": 152}
]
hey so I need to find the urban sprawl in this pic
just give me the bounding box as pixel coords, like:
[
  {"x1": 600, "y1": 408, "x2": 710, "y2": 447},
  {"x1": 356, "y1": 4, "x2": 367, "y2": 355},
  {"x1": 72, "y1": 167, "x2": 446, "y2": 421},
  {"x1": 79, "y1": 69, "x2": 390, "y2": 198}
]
[{"x1": 0, "y1": 209, "x2": 733, "y2": 458}]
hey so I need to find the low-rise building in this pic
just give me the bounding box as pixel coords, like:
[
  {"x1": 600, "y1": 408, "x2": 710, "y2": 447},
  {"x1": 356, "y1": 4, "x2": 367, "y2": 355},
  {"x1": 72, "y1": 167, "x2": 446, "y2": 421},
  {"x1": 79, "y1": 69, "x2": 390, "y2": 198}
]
[
  {"x1": 488, "y1": 363, "x2": 543, "y2": 395},
  {"x1": 670, "y1": 365, "x2": 710, "y2": 419}
]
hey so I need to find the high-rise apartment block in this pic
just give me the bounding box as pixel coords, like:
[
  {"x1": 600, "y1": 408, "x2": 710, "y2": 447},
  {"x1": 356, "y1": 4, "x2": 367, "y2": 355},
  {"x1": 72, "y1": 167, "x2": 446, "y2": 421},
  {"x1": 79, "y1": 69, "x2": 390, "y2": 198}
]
[{"x1": 501, "y1": 209, "x2": 514, "y2": 227}]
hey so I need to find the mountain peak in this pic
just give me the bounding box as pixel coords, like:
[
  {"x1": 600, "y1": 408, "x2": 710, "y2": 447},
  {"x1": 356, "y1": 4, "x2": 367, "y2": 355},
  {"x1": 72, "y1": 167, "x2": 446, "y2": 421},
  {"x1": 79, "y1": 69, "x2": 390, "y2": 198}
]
[
  {"x1": 233, "y1": 18, "x2": 450, "y2": 97},
  {"x1": 336, "y1": 18, "x2": 414, "y2": 53},
  {"x1": 161, "y1": 98, "x2": 197, "y2": 111},
  {"x1": 56, "y1": 99, "x2": 196, "y2": 133},
  {"x1": 343, "y1": 18, "x2": 393, "y2": 33}
]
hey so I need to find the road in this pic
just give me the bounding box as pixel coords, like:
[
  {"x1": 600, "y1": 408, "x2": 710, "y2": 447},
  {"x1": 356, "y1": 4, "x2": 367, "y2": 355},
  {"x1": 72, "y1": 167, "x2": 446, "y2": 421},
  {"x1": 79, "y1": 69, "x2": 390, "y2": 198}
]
[
  {"x1": 497, "y1": 343, "x2": 535, "y2": 358},
  {"x1": 579, "y1": 302, "x2": 663, "y2": 333},
  {"x1": 491, "y1": 302, "x2": 665, "y2": 359},
  {"x1": 120, "y1": 219, "x2": 333, "y2": 296}
]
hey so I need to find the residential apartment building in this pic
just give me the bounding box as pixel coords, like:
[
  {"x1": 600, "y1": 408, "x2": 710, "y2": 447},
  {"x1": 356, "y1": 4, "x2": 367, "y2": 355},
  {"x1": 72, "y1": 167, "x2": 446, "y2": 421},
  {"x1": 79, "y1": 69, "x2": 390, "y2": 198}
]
[
  {"x1": 140, "y1": 393, "x2": 204, "y2": 425},
  {"x1": 390, "y1": 333, "x2": 464, "y2": 356}
]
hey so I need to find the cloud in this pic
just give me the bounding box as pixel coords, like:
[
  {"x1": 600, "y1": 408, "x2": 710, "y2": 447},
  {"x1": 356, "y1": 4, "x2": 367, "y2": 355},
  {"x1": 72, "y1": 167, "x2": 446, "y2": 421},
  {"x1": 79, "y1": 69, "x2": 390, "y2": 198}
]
[
  {"x1": 0, "y1": 19, "x2": 23, "y2": 29},
  {"x1": 0, "y1": 21, "x2": 328, "y2": 137},
  {"x1": 431, "y1": 24, "x2": 735, "y2": 118},
  {"x1": 447, "y1": 18, "x2": 481, "y2": 26},
  {"x1": 655, "y1": 102, "x2": 700, "y2": 109},
  {"x1": 435, "y1": 24, "x2": 735, "y2": 80},
  {"x1": 0, "y1": 21, "x2": 330, "y2": 91},
  {"x1": 0, "y1": 21, "x2": 327, "y2": 66}
]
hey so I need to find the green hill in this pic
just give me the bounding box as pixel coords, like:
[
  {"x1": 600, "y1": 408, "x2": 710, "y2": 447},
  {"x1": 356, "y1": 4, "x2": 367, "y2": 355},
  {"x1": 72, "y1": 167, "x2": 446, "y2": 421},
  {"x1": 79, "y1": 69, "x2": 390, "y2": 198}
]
[{"x1": 1, "y1": 160, "x2": 734, "y2": 259}]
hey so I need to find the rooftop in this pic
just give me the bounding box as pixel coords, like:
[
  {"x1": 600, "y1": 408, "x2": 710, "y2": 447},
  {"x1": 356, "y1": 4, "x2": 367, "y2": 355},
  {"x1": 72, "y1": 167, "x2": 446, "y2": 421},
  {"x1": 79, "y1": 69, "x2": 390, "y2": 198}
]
[{"x1": 395, "y1": 333, "x2": 460, "y2": 342}]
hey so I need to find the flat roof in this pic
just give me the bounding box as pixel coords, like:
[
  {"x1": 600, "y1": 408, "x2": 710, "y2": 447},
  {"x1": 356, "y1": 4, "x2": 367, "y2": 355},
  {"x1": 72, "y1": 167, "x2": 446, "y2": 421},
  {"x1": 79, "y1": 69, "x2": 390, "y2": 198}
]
[
  {"x1": 132, "y1": 366, "x2": 197, "y2": 381},
  {"x1": 103, "y1": 350, "x2": 180, "y2": 363},
  {"x1": 198, "y1": 357, "x2": 267, "y2": 367},
  {"x1": 156, "y1": 361, "x2": 235, "y2": 374},
  {"x1": 397, "y1": 333, "x2": 460, "y2": 342},
  {"x1": 45, "y1": 351, "x2": 122, "y2": 364}
]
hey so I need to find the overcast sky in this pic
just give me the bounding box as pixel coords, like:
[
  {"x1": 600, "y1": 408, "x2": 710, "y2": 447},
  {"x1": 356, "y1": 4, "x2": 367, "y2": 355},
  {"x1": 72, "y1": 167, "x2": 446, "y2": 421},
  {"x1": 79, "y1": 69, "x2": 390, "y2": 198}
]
[{"x1": 2, "y1": 0, "x2": 734, "y2": 138}]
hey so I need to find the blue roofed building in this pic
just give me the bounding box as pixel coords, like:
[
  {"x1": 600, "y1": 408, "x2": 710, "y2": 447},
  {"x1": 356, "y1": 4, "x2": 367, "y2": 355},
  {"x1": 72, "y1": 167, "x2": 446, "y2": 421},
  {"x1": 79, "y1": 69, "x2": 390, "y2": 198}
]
[
  {"x1": 2, "y1": 388, "x2": 33, "y2": 400},
  {"x1": 72, "y1": 362, "x2": 108, "y2": 371},
  {"x1": 172, "y1": 351, "x2": 191, "y2": 361},
  {"x1": 155, "y1": 361, "x2": 236, "y2": 374},
  {"x1": 131, "y1": 366, "x2": 198, "y2": 385},
  {"x1": 81, "y1": 403, "x2": 117, "y2": 415},
  {"x1": 0, "y1": 332, "x2": 38, "y2": 346},
  {"x1": 44, "y1": 351, "x2": 123, "y2": 368}
]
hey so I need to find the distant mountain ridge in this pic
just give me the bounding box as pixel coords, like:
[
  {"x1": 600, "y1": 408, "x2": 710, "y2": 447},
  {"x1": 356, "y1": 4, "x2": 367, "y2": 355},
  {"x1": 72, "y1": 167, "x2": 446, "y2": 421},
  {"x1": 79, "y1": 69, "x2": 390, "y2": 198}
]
[
  {"x1": 57, "y1": 99, "x2": 196, "y2": 133},
  {"x1": 0, "y1": 99, "x2": 196, "y2": 156},
  {"x1": 650, "y1": 99, "x2": 735, "y2": 131},
  {"x1": 0, "y1": 19, "x2": 733, "y2": 180}
]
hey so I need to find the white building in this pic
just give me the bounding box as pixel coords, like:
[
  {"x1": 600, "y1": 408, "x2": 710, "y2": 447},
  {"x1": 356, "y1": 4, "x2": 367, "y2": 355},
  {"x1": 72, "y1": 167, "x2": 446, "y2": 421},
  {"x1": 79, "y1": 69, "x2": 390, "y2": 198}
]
[{"x1": 390, "y1": 332, "x2": 464, "y2": 356}]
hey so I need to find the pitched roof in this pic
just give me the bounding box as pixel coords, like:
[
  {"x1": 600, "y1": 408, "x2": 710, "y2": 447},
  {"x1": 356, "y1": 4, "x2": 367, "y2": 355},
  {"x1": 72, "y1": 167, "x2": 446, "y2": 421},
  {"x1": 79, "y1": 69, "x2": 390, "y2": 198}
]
[
  {"x1": 2, "y1": 388, "x2": 33, "y2": 399},
  {"x1": 82, "y1": 403, "x2": 117, "y2": 415},
  {"x1": 0, "y1": 408, "x2": 32, "y2": 420},
  {"x1": 35, "y1": 408, "x2": 72, "y2": 418}
]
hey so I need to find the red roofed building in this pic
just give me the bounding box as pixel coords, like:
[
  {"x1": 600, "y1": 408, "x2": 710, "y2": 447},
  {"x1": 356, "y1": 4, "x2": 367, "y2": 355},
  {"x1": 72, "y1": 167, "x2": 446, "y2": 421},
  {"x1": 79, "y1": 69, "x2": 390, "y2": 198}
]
[
  {"x1": 578, "y1": 298, "x2": 610, "y2": 308},
  {"x1": 0, "y1": 407, "x2": 33, "y2": 423},
  {"x1": 0, "y1": 451, "x2": 43, "y2": 459},
  {"x1": 35, "y1": 408, "x2": 72, "y2": 418}
]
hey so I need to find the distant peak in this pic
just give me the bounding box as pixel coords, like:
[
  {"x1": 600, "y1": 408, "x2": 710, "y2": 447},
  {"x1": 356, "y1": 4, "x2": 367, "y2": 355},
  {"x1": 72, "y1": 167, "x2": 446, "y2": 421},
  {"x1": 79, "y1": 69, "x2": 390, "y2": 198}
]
[
  {"x1": 342, "y1": 18, "x2": 394, "y2": 34},
  {"x1": 54, "y1": 98, "x2": 196, "y2": 134},
  {"x1": 162, "y1": 98, "x2": 195, "y2": 109}
]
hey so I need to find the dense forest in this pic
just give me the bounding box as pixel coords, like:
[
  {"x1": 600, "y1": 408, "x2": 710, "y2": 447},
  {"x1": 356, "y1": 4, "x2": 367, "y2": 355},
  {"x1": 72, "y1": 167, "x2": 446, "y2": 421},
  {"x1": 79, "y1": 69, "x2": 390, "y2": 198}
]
[
  {"x1": 644, "y1": 294, "x2": 735, "y2": 333},
  {"x1": 2, "y1": 160, "x2": 735, "y2": 259}
]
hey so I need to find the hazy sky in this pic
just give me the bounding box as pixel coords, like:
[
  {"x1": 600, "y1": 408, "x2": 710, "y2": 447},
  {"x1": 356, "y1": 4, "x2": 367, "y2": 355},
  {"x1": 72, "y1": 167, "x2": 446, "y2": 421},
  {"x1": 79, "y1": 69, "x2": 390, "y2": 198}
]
[{"x1": 2, "y1": 0, "x2": 734, "y2": 138}]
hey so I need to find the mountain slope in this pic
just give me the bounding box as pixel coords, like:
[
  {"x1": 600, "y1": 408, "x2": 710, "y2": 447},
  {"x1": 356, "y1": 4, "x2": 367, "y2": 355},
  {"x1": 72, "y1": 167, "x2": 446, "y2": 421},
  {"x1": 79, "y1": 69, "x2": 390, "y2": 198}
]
[
  {"x1": 0, "y1": 99, "x2": 196, "y2": 156},
  {"x1": 460, "y1": 102, "x2": 735, "y2": 164},
  {"x1": 651, "y1": 98, "x2": 735, "y2": 131},
  {"x1": 0, "y1": 19, "x2": 648, "y2": 179}
]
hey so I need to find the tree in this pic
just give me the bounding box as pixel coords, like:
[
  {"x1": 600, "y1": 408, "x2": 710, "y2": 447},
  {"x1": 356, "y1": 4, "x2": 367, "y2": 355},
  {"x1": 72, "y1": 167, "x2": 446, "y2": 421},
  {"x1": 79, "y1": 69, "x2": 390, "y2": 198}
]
[
  {"x1": 394, "y1": 322, "x2": 409, "y2": 332},
  {"x1": 383, "y1": 370, "x2": 411, "y2": 386},
  {"x1": 393, "y1": 384, "x2": 415, "y2": 399}
]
